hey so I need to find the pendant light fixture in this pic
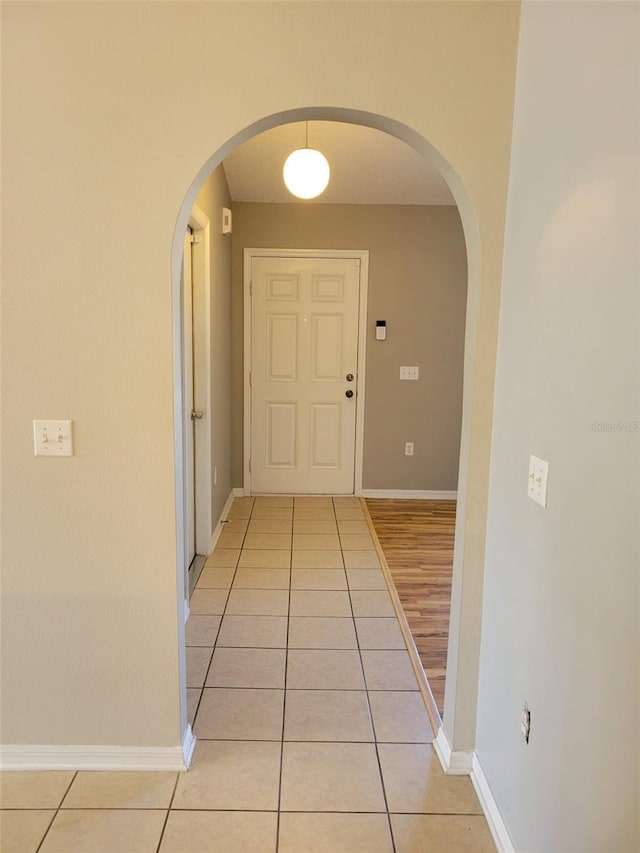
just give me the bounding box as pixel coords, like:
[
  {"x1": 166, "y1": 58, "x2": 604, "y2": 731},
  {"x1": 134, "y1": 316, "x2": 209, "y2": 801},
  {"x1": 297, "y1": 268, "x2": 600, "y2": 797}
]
[{"x1": 283, "y1": 122, "x2": 330, "y2": 200}]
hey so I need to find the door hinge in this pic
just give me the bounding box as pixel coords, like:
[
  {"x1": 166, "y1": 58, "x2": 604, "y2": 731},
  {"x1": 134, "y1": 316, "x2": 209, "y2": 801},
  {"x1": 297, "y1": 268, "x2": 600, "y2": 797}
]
[
  {"x1": 249, "y1": 371, "x2": 252, "y2": 387},
  {"x1": 189, "y1": 233, "x2": 202, "y2": 244},
  {"x1": 250, "y1": 281, "x2": 253, "y2": 296},
  {"x1": 249, "y1": 458, "x2": 252, "y2": 473}
]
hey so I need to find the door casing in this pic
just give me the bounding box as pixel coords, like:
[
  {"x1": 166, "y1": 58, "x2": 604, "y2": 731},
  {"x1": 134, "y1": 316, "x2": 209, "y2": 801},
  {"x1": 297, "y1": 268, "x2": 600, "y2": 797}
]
[{"x1": 243, "y1": 248, "x2": 369, "y2": 495}]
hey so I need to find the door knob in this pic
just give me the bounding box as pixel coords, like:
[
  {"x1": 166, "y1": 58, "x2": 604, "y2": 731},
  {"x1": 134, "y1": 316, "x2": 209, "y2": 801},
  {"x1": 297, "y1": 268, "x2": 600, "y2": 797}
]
[
  {"x1": 191, "y1": 410, "x2": 204, "y2": 420},
  {"x1": 346, "y1": 373, "x2": 354, "y2": 382},
  {"x1": 345, "y1": 390, "x2": 354, "y2": 399}
]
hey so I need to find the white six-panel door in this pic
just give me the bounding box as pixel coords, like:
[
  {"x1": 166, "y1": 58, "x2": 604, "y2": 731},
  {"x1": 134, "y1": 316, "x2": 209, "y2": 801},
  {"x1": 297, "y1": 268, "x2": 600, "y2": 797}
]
[{"x1": 250, "y1": 256, "x2": 361, "y2": 494}]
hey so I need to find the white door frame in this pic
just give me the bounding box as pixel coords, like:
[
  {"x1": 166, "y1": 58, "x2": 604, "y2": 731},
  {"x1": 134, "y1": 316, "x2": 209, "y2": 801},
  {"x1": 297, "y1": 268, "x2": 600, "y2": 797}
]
[
  {"x1": 243, "y1": 248, "x2": 369, "y2": 496},
  {"x1": 182, "y1": 204, "x2": 212, "y2": 605}
]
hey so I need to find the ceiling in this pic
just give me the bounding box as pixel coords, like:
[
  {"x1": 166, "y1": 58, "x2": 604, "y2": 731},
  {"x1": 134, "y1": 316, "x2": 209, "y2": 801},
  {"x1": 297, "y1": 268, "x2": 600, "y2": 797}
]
[{"x1": 223, "y1": 121, "x2": 455, "y2": 206}]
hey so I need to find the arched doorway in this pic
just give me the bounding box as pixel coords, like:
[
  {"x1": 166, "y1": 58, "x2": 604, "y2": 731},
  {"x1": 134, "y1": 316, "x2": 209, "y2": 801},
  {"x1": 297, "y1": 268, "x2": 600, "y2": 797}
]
[{"x1": 171, "y1": 108, "x2": 482, "y2": 768}]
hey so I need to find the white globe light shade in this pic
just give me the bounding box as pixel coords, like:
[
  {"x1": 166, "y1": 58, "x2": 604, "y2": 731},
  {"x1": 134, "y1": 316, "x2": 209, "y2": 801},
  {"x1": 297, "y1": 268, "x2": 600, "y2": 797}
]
[{"x1": 283, "y1": 148, "x2": 330, "y2": 199}]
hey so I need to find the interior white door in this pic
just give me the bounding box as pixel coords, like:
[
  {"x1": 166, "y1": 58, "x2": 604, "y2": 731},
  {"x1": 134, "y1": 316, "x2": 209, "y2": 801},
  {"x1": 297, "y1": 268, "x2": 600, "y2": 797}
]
[
  {"x1": 251, "y1": 256, "x2": 361, "y2": 494},
  {"x1": 182, "y1": 229, "x2": 196, "y2": 568}
]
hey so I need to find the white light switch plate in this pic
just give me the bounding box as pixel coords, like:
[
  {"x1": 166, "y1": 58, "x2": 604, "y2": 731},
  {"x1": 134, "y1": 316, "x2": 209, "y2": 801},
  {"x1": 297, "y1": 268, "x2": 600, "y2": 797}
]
[
  {"x1": 528, "y1": 454, "x2": 548, "y2": 507},
  {"x1": 400, "y1": 366, "x2": 419, "y2": 380},
  {"x1": 33, "y1": 420, "x2": 73, "y2": 456}
]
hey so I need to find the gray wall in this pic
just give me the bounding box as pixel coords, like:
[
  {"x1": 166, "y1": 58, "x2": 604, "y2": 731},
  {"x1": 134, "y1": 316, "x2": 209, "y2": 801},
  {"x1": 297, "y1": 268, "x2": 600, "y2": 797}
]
[
  {"x1": 196, "y1": 166, "x2": 233, "y2": 527},
  {"x1": 478, "y1": 3, "x2": 639, "y2": 850},
  {"x1": 231, "y1": 203, "x2": 467, "y2": 492}
]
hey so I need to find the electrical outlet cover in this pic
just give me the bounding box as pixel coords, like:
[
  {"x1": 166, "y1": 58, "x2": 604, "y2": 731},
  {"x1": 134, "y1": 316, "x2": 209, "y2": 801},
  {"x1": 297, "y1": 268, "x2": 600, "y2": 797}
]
[{"x1": 528, "y1": 455, "x2": 549, "y2": 507}]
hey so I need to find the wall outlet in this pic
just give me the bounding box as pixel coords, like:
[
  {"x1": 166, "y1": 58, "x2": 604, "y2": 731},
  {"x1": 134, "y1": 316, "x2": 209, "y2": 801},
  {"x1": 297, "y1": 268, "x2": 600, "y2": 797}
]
[
  {"x1": 404, "y1": 442, "x2": 414, "y2": 456},
  {"x1": 521, "y1": 704, "x2": 531, "y2": 744},
  {"x1": 400, "y1": 366, "x2": 419, "y2": 380}
]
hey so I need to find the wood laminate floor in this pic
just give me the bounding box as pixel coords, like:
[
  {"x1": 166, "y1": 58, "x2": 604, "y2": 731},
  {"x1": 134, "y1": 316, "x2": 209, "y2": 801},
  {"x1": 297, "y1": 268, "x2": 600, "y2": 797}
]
[{"x1": 365, "y1": 499, "x2": 456, "y2": 716}]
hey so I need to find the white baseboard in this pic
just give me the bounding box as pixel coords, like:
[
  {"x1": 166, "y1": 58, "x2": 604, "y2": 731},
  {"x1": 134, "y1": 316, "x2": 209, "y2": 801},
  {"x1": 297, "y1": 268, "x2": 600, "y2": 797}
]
[
  {"x1": 434, "y1": 726, "x2": 474, "y2": 774},
  {"x1": 182, "y1": 725, "x2": 196, "y2": 769},
  {"x1": 1, "y1": 731, "x2": 196, "y2": 772},
  {"x1": 360, "y1": 489, "x2": 457, "y2": 500},
  {"x1": 232, "y1": 487, "x2": 245, "y2": 497},
  {"x1": 471, "y1": 753, "x2": 516, "y2": 853},
  {"x1": 433, "y1": 728, "x2": 515, "y2": 853},
  {"x1": 207, "y1": 489, "x2": 237, "y2": 554}
]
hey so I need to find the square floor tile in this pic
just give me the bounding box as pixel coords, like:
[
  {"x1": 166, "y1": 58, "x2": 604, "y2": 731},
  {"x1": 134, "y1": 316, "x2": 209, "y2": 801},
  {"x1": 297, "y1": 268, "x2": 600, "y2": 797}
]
[
  {"x1": 295, "y1": 497, "x2": 334, "y2": 508},
  {"x1": 172, "y1": 740, "x2": 281, "y2": 810},
  {"x1": 187, "y1": 689, "x2": 200, "y2": 725},
  {"x1": 340, "y1": 534, "x2": 375, "y2": 550},
  {"x1": 288, "y1": 617, "x2": 357, "y2": 649},
  {"x1": 280, "y1": 743, "x2": 386, "y2": 812},
  {"x1": 194, "y1": 688, "x2": 284, "y2": 740},
  {"x1": 361, "y1": 650, "x2": 419, "y2": 691},
  {"x1": 390, "y1": 814, "x2": 496, "y2": 853},
  {"x1": 350, "y1": 590, "x2": 395, "y2": 617},
  {"x1": 238, "y1": 549, "x2": 290, "y2": 569},
  {"x1": 287, "y1": 649, "x2": 365, "y2": 690},
  {"x1": 293, "y1": 533, "x2": 340, "y2": 550},
  {"x1": 221, "y1": 518, "x2": 249, "y2": 534},
  {"x1": 232, "y1": 568, "x2": 290, "y2": 589},
  {"x1": 369, "y1": 692, "x2": 434, "y2": 742},
  {"x1": 185, "y1": 615, "x2": 221, "y2": 646},
  {"x1": 186, "y1": 647, "x2": 213, "y2": 688},
  {"x1": 378, "y1": 744, "x2": 483, "y2": 814},
  {"x1": 333, "y1": 506, "x2": 365, "y2": 520},
  {"x1": 254, "y1": 496, "x2": 293, "y2": 507},
  {"x1": 248, "y1": 519, "x2": 292, "y2": 534},
  {"x1": 291, "y1": 570, "x2": 348, "y2": 590},
  {"x1": 293, "y1": 520, "x2": 338, "y2": 534},
  {"x1": 346, "y1": 569, "x2": 387, "y2": 590},
  {"x1": 160, "y1": 810, "x2": 278, "y2": 853},
  {"x1": 39, "y1": 809, "x2": 165, "y2": 852},
  {"x1": 195, "y1": 567, "x2": 235, "y2": 589},
  {"x1": 189, "y1": 588, "x2": 228, "y2": 615},
  {"x1": 205, "y1": 549, "x2": 240, "y2": 568},
  {"x1": 206, "y1": 647, "x2": 286, "y2": 689},
  {"x1": 279, "y1": 812, "x2": 393, "y2": 853},
  {"x1": 62, "y1": 772, "x2": 177, "y2": 809},
  {"x1": 0, "y1": 772, "x2": 75, "y2": 808},
  {"x1": 228, "y1": 504, "x2": 252, "y2": 520},
  {"x1": 291, "y1": 551, "x2": 343, "y2": 569},
  {"x1": 337, "y1": 520, "x2": 370, "y2": 535},
  {"x1": 343, "y1": 551, "x2": 380, "y2": 569},
  {"x1": 217, "y1": 530, "x2": 246, "y2": 549},
  {"x1": 216, "y1": 615, "x2": 288, "y2": 648},
  {"x1": 293, "y1": 507, "x2": 336, "y2": 520},
  {"x1": 243, "y1": 533, "x2": 292, "y2": 550},
  {"x1": 225, "y1": 589, "x2": 289, "y2": 616},
  {"x1": 355, "y1": 618, "x2": 406, "y2": 649},
  {"x1": 250, "y1": 507, "x2": 293, "y2": 521},
  {"x1": 290, "y1": 590, "x2": 351, "y2": 617},
  {"x1": 0, "y1": 810, "x2": 54, "y2": 853},
  {"x1": 284, "y1": 690, "x2": 373, "y2": 741}
]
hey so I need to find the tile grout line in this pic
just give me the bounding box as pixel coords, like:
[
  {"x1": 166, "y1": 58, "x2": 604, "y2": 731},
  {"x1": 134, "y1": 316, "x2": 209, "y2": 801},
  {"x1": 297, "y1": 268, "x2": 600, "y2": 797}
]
[
  {"x1": 274, "y1": 497, "x2": 293, "y2": 852},
  {"x1": 155, "y1": 773, "x2": 181, "y2": 852},
  {"x1": 34, "y1": 770, "x2": 77, "y2": 853}
]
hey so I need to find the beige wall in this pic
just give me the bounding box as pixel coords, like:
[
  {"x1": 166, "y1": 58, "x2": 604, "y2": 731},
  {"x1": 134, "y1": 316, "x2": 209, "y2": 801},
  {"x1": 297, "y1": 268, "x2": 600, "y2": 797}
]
[
  {"x1": 231, "y1": 203, "x2": 467, "y2": 491},
  {"x1": 195, "y1": 166, "x2": 233, "y2": 530},
  {"x1": 0, "y1": 2, "x2": 520, "y2": 750}
]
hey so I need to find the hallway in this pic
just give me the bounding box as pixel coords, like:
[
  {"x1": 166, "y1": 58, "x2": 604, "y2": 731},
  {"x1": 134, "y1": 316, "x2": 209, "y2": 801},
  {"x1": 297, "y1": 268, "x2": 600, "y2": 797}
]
[{"x1": 0, "y1": 496, "x2": 493, "y2": 852}]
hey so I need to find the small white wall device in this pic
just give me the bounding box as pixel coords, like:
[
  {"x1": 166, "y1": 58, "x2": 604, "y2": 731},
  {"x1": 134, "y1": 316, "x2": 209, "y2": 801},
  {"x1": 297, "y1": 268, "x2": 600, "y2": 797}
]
[{"x1": 376, "y1": 320, "x2": 386, "y2": 340}]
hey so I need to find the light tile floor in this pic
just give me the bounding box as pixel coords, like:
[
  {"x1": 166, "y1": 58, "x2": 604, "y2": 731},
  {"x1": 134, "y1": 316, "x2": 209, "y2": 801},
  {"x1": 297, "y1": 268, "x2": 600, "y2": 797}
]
[{"x1": 0, "y1": 496, "x2": 495, "y2": 852}]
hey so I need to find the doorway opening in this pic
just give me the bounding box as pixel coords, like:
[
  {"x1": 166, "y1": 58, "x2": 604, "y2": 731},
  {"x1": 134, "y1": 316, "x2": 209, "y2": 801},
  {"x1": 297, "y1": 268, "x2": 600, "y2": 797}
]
[{"x1": 171, "y1": 107, "x2": 481, "y2": 762}]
